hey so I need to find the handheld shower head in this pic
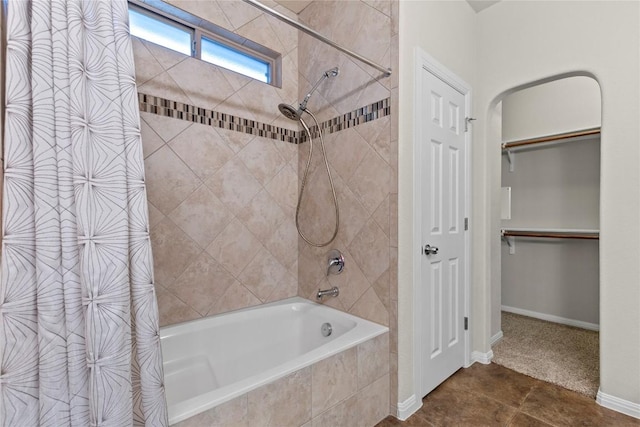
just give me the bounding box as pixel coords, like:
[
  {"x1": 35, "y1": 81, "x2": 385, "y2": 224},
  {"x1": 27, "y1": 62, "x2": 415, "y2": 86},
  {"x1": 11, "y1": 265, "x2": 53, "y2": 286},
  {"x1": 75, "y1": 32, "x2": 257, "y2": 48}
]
[
  {"x1": 278, "y1": 67, "x2": 339, "y2": 121},
  {"x1": 278, "y1": 103, "x2": 303, "y2": 121}
]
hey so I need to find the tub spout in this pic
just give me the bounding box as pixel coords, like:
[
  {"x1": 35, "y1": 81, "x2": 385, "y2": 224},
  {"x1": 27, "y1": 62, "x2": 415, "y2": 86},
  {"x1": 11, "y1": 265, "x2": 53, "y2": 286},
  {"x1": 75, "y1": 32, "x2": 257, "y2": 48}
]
[{"x1": 316, "y1": 286, "x2": 339, "y2": 301}]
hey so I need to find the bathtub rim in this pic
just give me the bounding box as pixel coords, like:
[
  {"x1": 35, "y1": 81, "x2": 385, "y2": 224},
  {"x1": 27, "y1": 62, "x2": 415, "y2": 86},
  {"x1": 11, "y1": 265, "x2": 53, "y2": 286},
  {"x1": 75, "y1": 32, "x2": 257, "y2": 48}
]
[{"x1": 160, "y1": 297, "x2": 389, "y2": 425}]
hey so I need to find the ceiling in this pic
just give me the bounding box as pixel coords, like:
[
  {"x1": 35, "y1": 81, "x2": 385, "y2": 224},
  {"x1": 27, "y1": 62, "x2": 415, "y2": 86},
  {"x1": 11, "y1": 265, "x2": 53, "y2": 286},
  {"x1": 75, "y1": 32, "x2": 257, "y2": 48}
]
[{"x1": 273, "y1": 0, "x2": 501, "y2": 15}]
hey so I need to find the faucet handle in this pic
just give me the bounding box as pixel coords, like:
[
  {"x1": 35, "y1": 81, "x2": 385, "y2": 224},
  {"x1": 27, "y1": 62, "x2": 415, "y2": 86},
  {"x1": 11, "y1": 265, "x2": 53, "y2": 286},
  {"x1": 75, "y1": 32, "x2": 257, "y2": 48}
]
[{"x1": 327, "y1": 249, "x2": 345, "y2": 276}]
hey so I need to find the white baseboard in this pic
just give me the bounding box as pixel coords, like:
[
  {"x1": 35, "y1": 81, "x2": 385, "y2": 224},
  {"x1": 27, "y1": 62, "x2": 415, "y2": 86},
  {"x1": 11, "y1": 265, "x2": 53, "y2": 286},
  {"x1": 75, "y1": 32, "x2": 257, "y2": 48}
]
[
  {"x1": 490, "y1": 330, "x2": 503, "y2": 346},
  {"x1": 596, "y1": 389, "x2": 640, "y2": 419},
  {"x1": 471, "y1": 349, "x2": 493, "y2": 365},
  {"x1": 397, "y1": 394, "x2": 422, "y2": 421},
  {"x1": 502, "y1": 305, "x2": 599, "y2": 331}
]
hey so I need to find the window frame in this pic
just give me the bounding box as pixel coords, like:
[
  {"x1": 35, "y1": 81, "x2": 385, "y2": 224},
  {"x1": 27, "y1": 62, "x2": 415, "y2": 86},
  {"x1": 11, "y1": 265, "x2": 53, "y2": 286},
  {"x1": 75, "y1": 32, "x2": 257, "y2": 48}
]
[{"x1": 128, "y1": 0, "x2": 281, "y2": 87}]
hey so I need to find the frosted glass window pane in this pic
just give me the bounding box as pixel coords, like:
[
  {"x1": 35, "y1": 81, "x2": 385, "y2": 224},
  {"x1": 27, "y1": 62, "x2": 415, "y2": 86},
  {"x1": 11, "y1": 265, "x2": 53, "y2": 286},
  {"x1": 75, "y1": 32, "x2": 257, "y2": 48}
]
[
  {"x1": 201, "y1": 37, "x2": 270, "y2": 83},
  {"x1": 129, "y1": 8, "x2": 192, "y2": 56}
]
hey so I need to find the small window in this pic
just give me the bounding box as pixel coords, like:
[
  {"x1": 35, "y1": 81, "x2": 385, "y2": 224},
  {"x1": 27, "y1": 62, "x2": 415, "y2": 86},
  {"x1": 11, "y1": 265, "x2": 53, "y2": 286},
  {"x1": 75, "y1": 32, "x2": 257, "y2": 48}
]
[
  {"x1": 128, "y1": 1, "x2": 280, "y2": 86},
  {"x1": 201, "y1": 37, "x2": 270, "y2": 83},
  {"x1": 129, "y1": 6, "x2": 192, "y2": 56}
]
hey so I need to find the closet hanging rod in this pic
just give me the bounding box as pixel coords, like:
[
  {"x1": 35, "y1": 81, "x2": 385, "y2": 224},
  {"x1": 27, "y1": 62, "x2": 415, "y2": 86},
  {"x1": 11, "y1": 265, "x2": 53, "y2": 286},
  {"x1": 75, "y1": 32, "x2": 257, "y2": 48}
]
[
  {"x1": 241, "y1": 0, "x2": 392, "y2": 77},
  {"x1": 501, "y1": 127, "x2": 601, "y2": 150},
  {"x1": 501, "y1": 230, "x2": 599, "y2": 240}
]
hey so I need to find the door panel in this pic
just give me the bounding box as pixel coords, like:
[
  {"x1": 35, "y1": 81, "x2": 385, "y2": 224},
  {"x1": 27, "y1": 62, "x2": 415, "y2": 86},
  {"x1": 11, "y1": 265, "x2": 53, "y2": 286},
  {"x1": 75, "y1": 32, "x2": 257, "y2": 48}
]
[{"x1": 420, "y1": 66, "x2": 467, "y2": 397}]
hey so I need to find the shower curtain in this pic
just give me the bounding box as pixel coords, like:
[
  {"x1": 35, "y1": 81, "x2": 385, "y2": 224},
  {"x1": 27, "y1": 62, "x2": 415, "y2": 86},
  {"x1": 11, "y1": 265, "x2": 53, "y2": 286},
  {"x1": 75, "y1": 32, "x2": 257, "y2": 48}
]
[{"x1": 1, "y1": 1, "x2": 167, "y2": 426}]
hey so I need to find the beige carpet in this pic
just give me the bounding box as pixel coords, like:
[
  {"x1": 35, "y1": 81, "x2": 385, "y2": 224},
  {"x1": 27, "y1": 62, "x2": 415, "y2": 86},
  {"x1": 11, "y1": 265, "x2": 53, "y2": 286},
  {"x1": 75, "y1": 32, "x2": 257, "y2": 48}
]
[{"x1": 492, "y1": 311, "x2": 599, "y2": 397}]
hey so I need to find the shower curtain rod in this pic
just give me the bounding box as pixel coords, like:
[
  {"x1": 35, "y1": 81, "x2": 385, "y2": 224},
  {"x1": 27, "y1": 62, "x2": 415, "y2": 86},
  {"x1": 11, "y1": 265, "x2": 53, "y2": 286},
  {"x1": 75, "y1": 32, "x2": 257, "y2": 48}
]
[{"x1": 242, "y1": 0, "x2": 392, "y2": 77}]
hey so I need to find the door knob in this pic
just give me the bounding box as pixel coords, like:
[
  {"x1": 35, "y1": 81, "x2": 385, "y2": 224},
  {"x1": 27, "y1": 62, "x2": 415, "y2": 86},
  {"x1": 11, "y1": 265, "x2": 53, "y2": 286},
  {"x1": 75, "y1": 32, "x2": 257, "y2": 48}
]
[{"x1": 424, "y1": 244, "x2": 439, "y2": 255}]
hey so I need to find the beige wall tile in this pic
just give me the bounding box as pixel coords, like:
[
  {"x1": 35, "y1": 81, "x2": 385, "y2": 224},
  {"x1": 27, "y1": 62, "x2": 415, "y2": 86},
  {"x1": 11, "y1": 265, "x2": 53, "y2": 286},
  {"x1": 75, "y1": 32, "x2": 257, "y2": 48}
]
[
  {"x1": 266, "y1": 163, "x2": 298, "y2": 213},
  {"x1": 205, "y1": 157, "x2": 262, "y2": 216},
  {"x1": 235, "y1": 80, "x2": 285, "y2": 125},
  {"x1": 364, "y1": 0, "x2": 391, "y2": 17},
  {"x1": 389, "y1": 194, "x2": 398, "y2": 247},
  {"x1": 140, "y1": 116, "x2": 164, "y2": 159},
  {"x1": 140, "y1": 112, "x2": 191, "y2": 144},
  {"x1": 311, "y1": 347, "x2": 357, "y2": 416},
  {"x1": 357, "y1": 332, "x2": 389, "y2": 389},
  {"x1": 326, "y1": 128, "x2": 369, "y2": 182},
  {"x1": 356, "y1": 374, "x2": 390, "y2": 427},
  {"x1": 237, "y1": 189, "x2": 286, "y2": 244},
  {"x1": 266, "y1": 7, "x2": 299, "y2": 54},
  {"x1": 311, "y1": 395, "x2": 358, "y2": 427},
  {"x1": 265, "y1": 221, "x2": 298, "y2": 271},
  {"x1": 156, "y1": 284, "x2": 200, "y2": 327},
  {"x1": 238, "y1": 247, "x2": 289, "y2": 302},
  {"x1": 326, "y1": 248, "x2": 370, "y2": 311},
  {"x1": 334, "y1": 177, "x2": 370, "y2": 246},
  {"x1": 168, "y1": 123, "x2": 235, "y2": 181},
  {"x1": 247, "y1": 368, "x2": 312, "y2": 427},
  {"x1": 174, "y1": 394, "x2": 248, "y2": 427},
  {"x1": 348, "y1": 218, "x2": 389, "y2": 285},
  {"x1": 167, "y1": 58, "x2": 235, "y2": 110},
  {"x1": 217, "y1": 0, "x2": 263, "y2": 30},
  {"x1": 150, "y1": 217, "x2": 202, "y2": 286},
  {"x1": 348, "y1": 142, "x2": 390, "y2": 214},
  {"x1": 145, "y1": 146, "x2": 201, "y2": 214},
  {"x1": 208, "y1": 281, "x2": 261, "y2": 316},
  {"x1": 236, "y1": 15, "x2": 286, "y2": 56},
  {"x1": 389, "y1": 353, "x2": 398, "y2": 412},
  {"x1": 238, "y1": 137, "x2": 287, "y2": 184},
  {"x1": 372, "y1": 195, "x2": 390, "y2": 238},
  {"x1": 147, "y1": 202, "x2": 165, "y2": 229},
  {"x1": 166, "y1": 0, "x2": 233, "y2": 31},
  {"x1": 132, "y1": 37, "x2": 163, "y2": 86},
  {"x1": 264, "y1": 269, "x2": 298, "y2": 303},
  {"x1": 141, "y1": 39, "x2": 187, "y2": 72},
  {"x1": 213, "y1": 127, "x2": 255, "y2": 154},
  {"x1": 138, "y1": 71, "x2": 192, "y2": 106},
  {"x1": 350, "y1": 287, "x2": 389, "y2": 326},
  {"x1": 168, "y1": 252, "x2": 236, "y2": 315},
  {"x1": 355, "y1": 115, "x2": 391, "y2": 164},
  {"x1": 206, "y1": 218, "x2": 263, "y2": 278},
  {"x1": 372, "y1": 268, "x2": 390, "y2": 312},
  {"x1": 168, "y1": 185, "x2": 233, "y2": 248}
]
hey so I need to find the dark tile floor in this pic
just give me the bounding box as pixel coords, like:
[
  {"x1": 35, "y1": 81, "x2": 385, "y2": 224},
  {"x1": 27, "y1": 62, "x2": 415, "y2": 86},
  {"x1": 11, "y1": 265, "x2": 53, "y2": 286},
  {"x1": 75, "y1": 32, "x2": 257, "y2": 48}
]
[{"x1": 376, "y1": 363, "x2": 640, "y2": 427}]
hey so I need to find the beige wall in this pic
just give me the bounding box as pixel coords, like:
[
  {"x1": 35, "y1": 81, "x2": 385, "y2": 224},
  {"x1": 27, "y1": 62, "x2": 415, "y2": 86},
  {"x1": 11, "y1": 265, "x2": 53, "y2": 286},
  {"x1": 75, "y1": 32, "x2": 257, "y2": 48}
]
[
  {"x1": 397, "y1": 0, "x2": 640, "y2": 412},
  {"x1": 133, "y1": 0, "x2": 300, "y2": 326},
  {"x1": 476, "y1": 0, "x2": 640, "y2": 406},
  {"x1": 501, "y1": 77, "x2": 601, "y2": 327},
  {"x1": 397, "y1": 0, "x2": 477, "y2": 406}
]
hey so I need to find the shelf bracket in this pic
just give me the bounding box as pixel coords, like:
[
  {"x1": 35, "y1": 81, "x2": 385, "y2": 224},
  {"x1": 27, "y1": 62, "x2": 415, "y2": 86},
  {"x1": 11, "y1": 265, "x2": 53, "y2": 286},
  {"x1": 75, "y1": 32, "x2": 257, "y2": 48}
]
[
  {"x1": 501, "y1": 230, "x2": 515, "y2": 254},
  {"x1": 505, "y1": 148, "x2": 514, "y2": 172}
]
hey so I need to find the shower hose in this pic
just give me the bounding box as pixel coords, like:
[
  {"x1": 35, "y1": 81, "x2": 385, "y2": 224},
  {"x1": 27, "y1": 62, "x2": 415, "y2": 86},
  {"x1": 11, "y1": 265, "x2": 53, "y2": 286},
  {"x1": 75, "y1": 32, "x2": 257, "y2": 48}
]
[{"x1": 296, "y1": 109, "x2": 340, "y2": 247}]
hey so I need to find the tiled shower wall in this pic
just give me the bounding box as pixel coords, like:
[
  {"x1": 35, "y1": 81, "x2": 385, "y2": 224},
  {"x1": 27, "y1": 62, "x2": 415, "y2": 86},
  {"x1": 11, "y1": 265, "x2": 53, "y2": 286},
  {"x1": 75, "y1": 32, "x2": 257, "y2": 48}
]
[
  {"x1": 132, "y1": 0, "x2": 301, "y2": 326},
  {"x1": 132, "y1": 0, "x2": 400, "y2": 419},
  {"x1": 296, "y1": 0, "x2": 400, "y2": 417}
]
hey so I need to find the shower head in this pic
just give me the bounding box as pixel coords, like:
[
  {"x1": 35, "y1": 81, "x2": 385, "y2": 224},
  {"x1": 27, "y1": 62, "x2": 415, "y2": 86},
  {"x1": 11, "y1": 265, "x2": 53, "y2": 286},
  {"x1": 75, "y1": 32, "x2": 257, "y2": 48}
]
[
  {"x1": 278, "y1": 103, "x2": 303, "y2": 121},
  {"x1": 278, "y1": 66, "x2": 339, "y2": 121}
]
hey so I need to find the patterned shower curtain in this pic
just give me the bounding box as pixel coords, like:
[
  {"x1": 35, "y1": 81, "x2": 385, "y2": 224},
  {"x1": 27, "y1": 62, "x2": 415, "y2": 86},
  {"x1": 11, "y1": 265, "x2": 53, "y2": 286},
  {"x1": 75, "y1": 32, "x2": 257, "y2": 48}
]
[{"x1": 1, "y1": 1, "x2": 167, "y2": 426}]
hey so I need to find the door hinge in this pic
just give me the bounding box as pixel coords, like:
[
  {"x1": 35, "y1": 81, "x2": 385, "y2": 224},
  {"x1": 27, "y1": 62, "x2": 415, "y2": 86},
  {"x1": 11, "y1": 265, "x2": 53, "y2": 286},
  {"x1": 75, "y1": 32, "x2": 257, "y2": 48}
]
[
  {"x1": 464, "y1": 117, "x2": 476, "y2": 132},
  {"x1": 464, "y1": 218, "x2": 469, "y2": 231},
  {"x1": 464, "y1": 317, "x2": 469, "y2": 331}
]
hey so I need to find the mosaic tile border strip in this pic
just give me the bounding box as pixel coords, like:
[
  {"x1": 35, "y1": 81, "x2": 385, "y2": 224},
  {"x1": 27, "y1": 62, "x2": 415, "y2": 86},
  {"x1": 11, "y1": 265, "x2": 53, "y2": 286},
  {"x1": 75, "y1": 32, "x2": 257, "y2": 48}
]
[
  {"x1": 138, "y1": 93, "x2": 390, "y2": 144},
  {"x1": 302, "y1": 98, "x2": 391, "y2": 142}
]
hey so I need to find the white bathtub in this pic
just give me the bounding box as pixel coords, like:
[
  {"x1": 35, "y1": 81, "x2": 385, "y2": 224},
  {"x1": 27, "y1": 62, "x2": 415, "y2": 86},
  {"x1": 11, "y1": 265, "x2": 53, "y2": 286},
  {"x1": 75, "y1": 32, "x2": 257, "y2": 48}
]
[{"x1": 160, "y1": 297, "x2": 388, "y2": 425}]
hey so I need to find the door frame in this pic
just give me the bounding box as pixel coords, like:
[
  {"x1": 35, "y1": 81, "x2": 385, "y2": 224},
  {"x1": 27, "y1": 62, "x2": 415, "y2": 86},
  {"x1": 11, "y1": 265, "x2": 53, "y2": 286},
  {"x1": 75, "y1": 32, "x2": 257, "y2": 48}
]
[{"x1": 412, "y1": 47, "x2": 473, "y2": 402}]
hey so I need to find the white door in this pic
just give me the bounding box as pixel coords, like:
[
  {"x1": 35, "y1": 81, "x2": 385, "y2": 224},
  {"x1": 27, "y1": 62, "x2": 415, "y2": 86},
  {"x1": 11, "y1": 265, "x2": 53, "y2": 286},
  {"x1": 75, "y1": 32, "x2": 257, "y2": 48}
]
[{"x1": 419, "y1": 66, "x2": 467, "y2": 397}]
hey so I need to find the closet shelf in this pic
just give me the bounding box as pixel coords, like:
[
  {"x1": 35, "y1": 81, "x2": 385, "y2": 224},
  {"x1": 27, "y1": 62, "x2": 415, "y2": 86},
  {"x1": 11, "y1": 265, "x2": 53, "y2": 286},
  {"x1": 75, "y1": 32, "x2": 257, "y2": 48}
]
[
  {"x1": 501, "y1": 228, "x2": 599, "y2": 254},
  {"x1": 501, "y1": 127, "x2": 601, "y2": 151}
]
